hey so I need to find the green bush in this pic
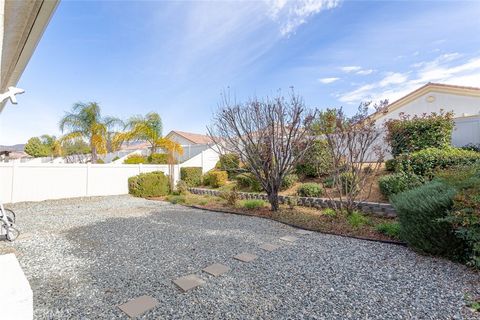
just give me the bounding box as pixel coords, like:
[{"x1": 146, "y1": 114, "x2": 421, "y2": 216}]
[
  {"x1": 378, "y1": 173, "x2": 424, "y2": 197},
  {"x1": 438, "y1": 165, "x2": 480, "y2": 268},
  {"x1": 242, "y1": 199, "x2": 267, "y2": 210},
  {"x1": 176, "y1": 180, "x2": 189, "y2": 195},
  {"x1": 281, "y1": 174, "x2": 299, "y2": 190},
  {"x1": 347, "y1": 211, "x2": 370, "y2": 229},
  {"x1": 323, "y1": 176, "x2": 334, "y2": 188},
  {"x1": 221, "y1": 188, "x2": 239, "y2": 206},
  {"x1": 148, "y1": 153, "x2": 168, "y2": 164},
  {"x1": 340, "y1": 172, "x2": 357, "y2": 194},
  {"x1": 215, "y1": 153, "x2": 240, "y2": 178},
  {"x1": 180, "y1": 167, "x2": 203, "y2": 187},
  {"x1": 385, "y1": 159, "x2": 396, "y2": 172},
  {"x1": 375, "y1": 222, "x2": 401, "y2": 239},
  {"x1": 323, "y1": 208, "x2": 337, "y2": 217},
  {"x1": 96, "y1": 159, "x2": 105, "y2": 164},
  {"x1": 235, "y1": 173, "x2": 262, "y2": 192},
  {"x1": 385, "y1": 111, "x2": 454, "y2": 157},
  {"x1": 396, "y1": 147, "x2": 480, "y2": 177},
  {"x1": 204, "y1": 170, "x2": 228, "y2": 188},
  {"x1": 128, "y1": 171, "x2": 170, "y2": 198},
  {"x1": 295, "y1": 140, "x2": 333, "y2": 177},
  {"x1": 391, "y1": 181, "x2": 464, "y2": 258},
  {"x1": 297, "y1": 183, "x2": 323, "y2": 197},
  {"x1": 112, "y1": 156, "x2": 120, "y2": 162},
  {"x1": 123, "y1": 154, "x2": 147, "y2": 164}
]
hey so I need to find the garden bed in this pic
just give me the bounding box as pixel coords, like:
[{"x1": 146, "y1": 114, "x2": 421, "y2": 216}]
[{"x1": 152, "y1": 193, "x2": 403, "y2": 244}]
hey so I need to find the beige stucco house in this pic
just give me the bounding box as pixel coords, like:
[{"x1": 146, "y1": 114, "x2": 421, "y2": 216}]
[{"x1": 372, "y1": 83, "x2": 480, "y2": 148}]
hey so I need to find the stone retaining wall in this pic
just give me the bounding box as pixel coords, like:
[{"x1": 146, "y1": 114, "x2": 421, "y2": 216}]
[{"x1": 188, "y1": 188, "x2": 396, "y2": 218}]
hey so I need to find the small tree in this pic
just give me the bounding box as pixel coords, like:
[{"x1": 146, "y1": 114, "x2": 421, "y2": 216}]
[
  {"x1": 24, "y1": 137, "x2": 50, "y2": 157},
  {"x1": 208, "y1": 92, "x2": 316, "y2": 211},
  {"x1": 314, "y1": 102, "x2": 387, "y2": 212}
]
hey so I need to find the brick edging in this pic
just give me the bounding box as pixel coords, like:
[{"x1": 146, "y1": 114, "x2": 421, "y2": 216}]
[{"x1": 188, "y1": 187, "x2": 396, "y2": 218}]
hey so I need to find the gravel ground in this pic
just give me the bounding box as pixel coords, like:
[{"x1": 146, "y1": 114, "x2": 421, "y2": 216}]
[{"x1": 1, "y1": 195, "x2": 479, "y2": 319}]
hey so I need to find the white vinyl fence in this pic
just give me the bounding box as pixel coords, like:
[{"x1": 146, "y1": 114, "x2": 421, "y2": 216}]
[
  {"x1": 0, "y1": 163, "x2": 179, "y2": 204},
  {"x1": 0, "y1": 145, "x2": 220, "y2": 204}
]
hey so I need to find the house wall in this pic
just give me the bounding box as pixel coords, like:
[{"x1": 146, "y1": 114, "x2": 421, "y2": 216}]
[
  {"x1": 166, "y1": 133, "x2": 194, "y2": 146},
  {"x1": 376, "y1": 91, "x2": 480, "y2": 154}
]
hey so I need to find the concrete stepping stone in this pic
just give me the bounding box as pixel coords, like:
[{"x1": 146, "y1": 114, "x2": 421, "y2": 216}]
[
  {"x1": 260, "y1": 243, "x2": 280, "y2": 252},
  {"x1": 296, "y1": 229, "x2": 313, "y2": 235},
  {"x1": 172, "y1": 274, "x2": 205, "y2": 292},
  {"x1": 203, "y1": 263, "x2": 230, "y2": 277},
  {"x1": 233, "y1": 252, "x2": 258, "y2": 262},
  {"x1": 118, "y1": 295, "x2": 158, "y2": 318},
  {"x1": 280, "y1": 235, "x2": 298, "y2": 242}
]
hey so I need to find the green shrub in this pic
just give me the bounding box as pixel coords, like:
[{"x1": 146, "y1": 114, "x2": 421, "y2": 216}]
[
  {"x1": 378, "y1": 173, "x2": 424, "y2": 197},
  {"x1": 204, "y1": 170, "x2": 228, "y2": 188},
  {"x1": 123, "y1": 154, "x2": 147, "y2": 164},
  {"x1": 323, "y1": 176, "x2": 334, "y2": 188},
  {"x1": 375, "y1": 222, "x2": 401, "y2": 239},
  {"x1": 180, "y1": 167, "x2": 203, "y2": 187},
  {"x1": 96, "y1": 159, "x2": 105, "y2": 164},
  {"x1": 176, "y1": 180, "x2": 189, "y2": 195},
  {"x1": 385, "y1": 159, "x2": 396, "y2": 172},
  {"x1": 438, "y1": 165, "x2": 480, "y2": 268},
  {"x1": 347, "y1": 211, "x2": 370, "y2": 229},
  {"x1": 112, "y1": 156, "x2": 120, "y2": 162},
  {"x1": 396, "y1": 147, "x2": 480, "y2": 177},
  {"x1": 128, "y1": 171, "x2": 170, "y2": 197},
  {"x1": 235, "y1": 173, "x2": 262, "y2": 192},
  {"x1": 166, "y1": 194, "x2": 186, "y2": 204},
  {"x1": 385, "y1": 111, "x2": 454, "y2": 157},
  {"x1": 221, "y1": 188, "x2": 239, "y2": 206},
  {"x1": 215, "y1": 153, "x2": 240, "y2": 178},
  {"x1": 148, "y1": 153, "x2": 168, "y2": 164},
  {"x1": 242, "y1": 199, "x2": 267, "y2": 210},
  {"x1": 295, "y1": 140, "x2": 333, "y2": 177},
  {"x1": 461, "y1": 143, "x2": 480, "y2": 153},
  {"x1": 281, "y1": 174, "x2": 299, "y2": 190},
  {"x1": 323, "y1": 208, "x2": 337, "y2": 217},
  {"x1": 340, "y1": 172, "x2": 357, "y2": 194},
  {"x1": 297, "y1": 183, "x2": 323, "y2": 197},
  {"x1": 391, "y1": 181, "x2": 464, "y2": 258}
]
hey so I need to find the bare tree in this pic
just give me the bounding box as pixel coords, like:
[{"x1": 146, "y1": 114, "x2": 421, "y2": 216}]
[
  {"x1": 208, "y1": 92, "x2": 316, "y2": 211},
  {"x1": 314, "y1": 101, "x2": 387, "y2": 212}
]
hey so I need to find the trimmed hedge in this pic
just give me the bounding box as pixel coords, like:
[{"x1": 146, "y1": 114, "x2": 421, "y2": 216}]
[
  {"x1": 396, "y1": 147, "x2": 480, "y2": 177},
  {"x1": 297, "y1": 183, "x2": 323, "y2": 197},
  {"x1": 235, "y1": 173, "x2": 262, "y2": 192},
  {"x1": 204, "y1": 170, "x2": 228, "y2": 188},
  {"x1": 295, "y1": 140, "x2": 333, "y2": 177},
  {"x1": 123, "y1": 154, "x2": 147, "y2": 164},
  {"x1": 378, "y1": 173, "x2": 424, "y2": 197},
  {"x1": 385, "y1": 159, "x2": 396, "y2": 172},
  {"x1": 180, "y1": 167, "x2": 203, "y2": 187},
  {"x1": 385, "y1": 112, "x2": 454, "y2": 157},
  {"x1": 215, "y1": 153, "x2": 240, "y2": 178},
  {"x1": 148, "y1": 153, "x2": 168, "y2": 164},
  {"x1": 391, "y1": 181, "x2": 464, "y2": 258},
  {"x1": 128, "y1": 171, "x2": 170, "y2": 197},
  {"x1": 281, "y1": 174, "x2": 299, "y2": 190}
]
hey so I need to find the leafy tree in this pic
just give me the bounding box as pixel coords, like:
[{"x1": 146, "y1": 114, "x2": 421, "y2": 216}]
[
  {"x1": 59, "y1": 102, "x2": 121, "y2": 163},
  {"x1": 24, "y1": 137, "x2": 50, "y2": 157}
]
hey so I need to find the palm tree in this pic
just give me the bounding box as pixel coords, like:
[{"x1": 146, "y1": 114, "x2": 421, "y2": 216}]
[
  {"x1": 119, "y1": 112, "x2": 165, "y2": 154},
  {"x1": 59, "y1": 102, "x2": 122, "y2": 163}
]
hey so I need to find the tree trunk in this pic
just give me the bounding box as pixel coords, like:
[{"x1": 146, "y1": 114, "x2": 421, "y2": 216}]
[
  {"x1": 267, "y1": 189, "x2": 280, "y2": 211},
  {"x1": 91, "y1": 145, "x2": 97, "y2": 164}
]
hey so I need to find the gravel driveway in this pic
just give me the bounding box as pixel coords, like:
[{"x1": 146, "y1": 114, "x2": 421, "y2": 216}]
[{"x1": 1, "y1": 195, "x2": 479, "y2": 319}]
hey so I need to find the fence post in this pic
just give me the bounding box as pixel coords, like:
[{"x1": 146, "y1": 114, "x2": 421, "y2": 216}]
[
  {"x1": 86, "y1": 163, "x2": 91, "y2": 196},
  {"x1": 10, "y1": 161, "x2": 16, "y2": 203}
]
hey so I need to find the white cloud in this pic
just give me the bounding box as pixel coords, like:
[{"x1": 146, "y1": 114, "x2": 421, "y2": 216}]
[
  {"x1": 338, "y1": 53, "x2": 480, "y2": 105},
  {"x1": 356, "y1": 69, "x2": 374, "y2": 75},
  {"x1": 267, "y1": 0, "x2": 341, "y2": 36},
  {"x1": 341, "y1": 66, "x2": 361, "y2": 73},
  {"x1": 318, "y1": 77, "x2": 339, "y2": 84},
  {"x1": 340, "y1": 66, "x2": 374, "y2": 75}
]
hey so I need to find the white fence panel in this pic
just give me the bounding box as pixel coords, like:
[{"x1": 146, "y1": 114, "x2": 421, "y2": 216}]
[
  {"x1": 0, "y1": 163, "x2": 175, "y2": 204},
  {"x1": 180, "y1": 147, "x2": 219, "y2": 173}
]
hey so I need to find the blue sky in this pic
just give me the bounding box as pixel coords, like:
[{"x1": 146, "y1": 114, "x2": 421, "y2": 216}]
[{"x1": 1, "y1": 0, "x2": 480, "y2": 144}]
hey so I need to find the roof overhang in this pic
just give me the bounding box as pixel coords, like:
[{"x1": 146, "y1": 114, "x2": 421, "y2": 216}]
[
  {"x1": 370, "y1": 82, "x2": 480, "y2": 121},
  {"x1": 0, "y1": 0, "x2": 59, "y2": 113}
]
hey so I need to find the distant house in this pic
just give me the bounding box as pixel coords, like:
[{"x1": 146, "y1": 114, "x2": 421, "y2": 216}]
[
  {"x1": 372, "y1": 83, "x2": 480, "y2": 149},
  {"x1": 165, "y1": 130, "x2": 213, "y2": 146}
]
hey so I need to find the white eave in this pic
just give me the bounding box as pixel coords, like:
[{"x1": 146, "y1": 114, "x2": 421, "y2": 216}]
[{"x1": 0, "y1": 0, "x2": 59, "y2": 113}]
